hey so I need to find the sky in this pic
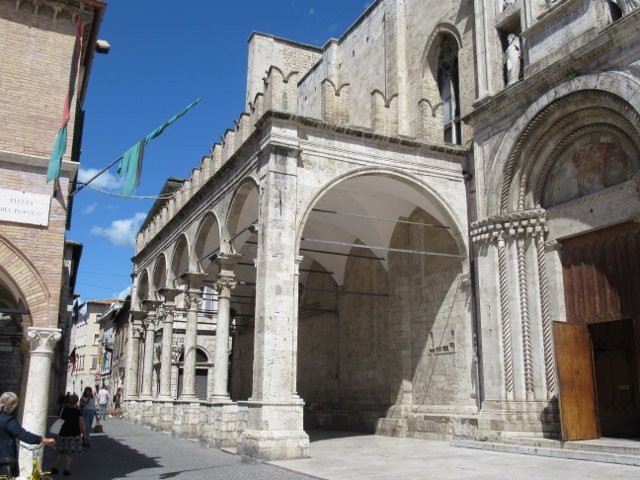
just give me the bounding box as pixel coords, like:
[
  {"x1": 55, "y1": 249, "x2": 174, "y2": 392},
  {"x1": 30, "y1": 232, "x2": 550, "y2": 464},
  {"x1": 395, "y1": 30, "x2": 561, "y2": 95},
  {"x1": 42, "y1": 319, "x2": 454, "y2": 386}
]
[{"x1": 70, "y1": 1, "x2": 374, "y2": 301}]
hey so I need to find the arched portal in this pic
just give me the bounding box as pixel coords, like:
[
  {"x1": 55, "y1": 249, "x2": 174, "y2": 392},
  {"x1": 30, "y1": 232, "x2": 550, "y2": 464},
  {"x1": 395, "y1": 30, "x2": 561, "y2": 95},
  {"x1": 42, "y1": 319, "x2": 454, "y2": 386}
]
[
  {"x1": 295, "y1": 172, "x2": 472, "y2": 434},
  {"x1": 152, "y1": 255, "x2": 168, "y2": 293},
  {"x1": 506, "y1": 89, "x2": 640, "y2": 441}
]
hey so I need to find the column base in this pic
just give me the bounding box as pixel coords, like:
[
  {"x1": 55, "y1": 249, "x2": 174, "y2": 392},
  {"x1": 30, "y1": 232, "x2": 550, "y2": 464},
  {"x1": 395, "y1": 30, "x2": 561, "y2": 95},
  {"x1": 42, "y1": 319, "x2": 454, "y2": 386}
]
[
  {"x1": 237, "y1": 399, "x2": 309, "y2": 460},
  {"x1": 477, "y1": 399, "x2": 560, "y2": 439}
]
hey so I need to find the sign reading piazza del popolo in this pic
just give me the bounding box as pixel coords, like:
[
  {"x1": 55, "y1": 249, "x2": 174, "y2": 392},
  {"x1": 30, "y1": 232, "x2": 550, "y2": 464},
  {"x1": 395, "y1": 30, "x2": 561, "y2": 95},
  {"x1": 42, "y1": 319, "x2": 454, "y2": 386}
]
[{"x1": 0, "y1": 188, "x2": 50, "y2": 226}]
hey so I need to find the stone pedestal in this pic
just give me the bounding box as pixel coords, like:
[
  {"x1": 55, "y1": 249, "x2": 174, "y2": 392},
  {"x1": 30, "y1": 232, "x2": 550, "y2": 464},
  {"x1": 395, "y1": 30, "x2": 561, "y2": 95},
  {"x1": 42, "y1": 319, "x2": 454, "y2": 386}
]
[
  {"x1": 19, "y1": 327, "x2": 61, "y2": 479},
  {"x1": 210, "y1": 402, "x2": 242, "y2": 448},
  {"x1": 238, "y1": 400, "x2": 309, "y2": 460}
]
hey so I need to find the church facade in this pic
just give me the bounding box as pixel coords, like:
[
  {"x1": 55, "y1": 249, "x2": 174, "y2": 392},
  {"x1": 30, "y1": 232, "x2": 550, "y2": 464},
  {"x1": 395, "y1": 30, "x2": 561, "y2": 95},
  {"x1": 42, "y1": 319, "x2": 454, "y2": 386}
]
[{"x1": 124, "y1": 0, "x2": 640, "y2": 459}]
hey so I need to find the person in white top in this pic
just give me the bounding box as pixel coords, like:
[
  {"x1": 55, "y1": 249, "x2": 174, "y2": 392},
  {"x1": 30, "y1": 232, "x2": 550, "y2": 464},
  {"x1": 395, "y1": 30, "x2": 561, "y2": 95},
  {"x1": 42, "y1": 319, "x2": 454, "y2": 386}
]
[{"x1": 97, "y1": 386, "x2": 109, "y2": 420}]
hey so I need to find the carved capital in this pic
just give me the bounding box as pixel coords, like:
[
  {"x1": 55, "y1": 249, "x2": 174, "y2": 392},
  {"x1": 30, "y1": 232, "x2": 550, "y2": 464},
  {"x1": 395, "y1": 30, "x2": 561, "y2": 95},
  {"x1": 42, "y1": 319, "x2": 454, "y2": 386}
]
[
  {"x1": 157, "y1": 287, "x2": 181, "y2": 305},
  {"x1": 180, "y1": 271, "x2": 208, "y2": 290},
  {"x1": 471, "y1": 209, "x2": 548, "y2": 245},
  {"x1": 545, "y1": 239, "x2": 562, "y2": 252},
  {"x1": 185, "y1": 289, "x2": 202, "y2": 309},
  {"x1": 26, "y1": 327, "x2": 61, "y2": 355}
]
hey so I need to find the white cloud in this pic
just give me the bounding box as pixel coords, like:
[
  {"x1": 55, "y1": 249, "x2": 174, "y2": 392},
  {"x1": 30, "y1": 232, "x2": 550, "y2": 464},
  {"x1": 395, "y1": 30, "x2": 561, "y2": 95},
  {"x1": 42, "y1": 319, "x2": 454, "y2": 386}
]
[
  {"x1": 78, "y1": 168, "x2": 123, "y2": 191},
  {"x1": 91, "y1": 212, "x2": 147, "y2": 247},
  {"x1": 114, "y1": 285, "x2": 131, "y2": 299},
  {"x1": 82, "y1": 202, "x2": 98, "y2": 214}
]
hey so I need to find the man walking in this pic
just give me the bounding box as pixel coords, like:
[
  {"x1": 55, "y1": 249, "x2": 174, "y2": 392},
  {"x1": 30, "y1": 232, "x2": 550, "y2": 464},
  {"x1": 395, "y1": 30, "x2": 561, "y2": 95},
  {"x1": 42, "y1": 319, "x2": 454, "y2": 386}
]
[{"x1": 97, "y1": 385, "x2": 109, "y2": 420}]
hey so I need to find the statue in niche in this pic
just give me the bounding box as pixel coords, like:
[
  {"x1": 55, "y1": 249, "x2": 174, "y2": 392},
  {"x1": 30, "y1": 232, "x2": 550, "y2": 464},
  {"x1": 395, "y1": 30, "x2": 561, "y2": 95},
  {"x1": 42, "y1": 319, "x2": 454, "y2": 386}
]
[
  {"x1": 611, "y1": 0, "x2": 639, "y2": 13},
  {"x1": 505, "y1": 33, "x2": 522, "y2": 86}
]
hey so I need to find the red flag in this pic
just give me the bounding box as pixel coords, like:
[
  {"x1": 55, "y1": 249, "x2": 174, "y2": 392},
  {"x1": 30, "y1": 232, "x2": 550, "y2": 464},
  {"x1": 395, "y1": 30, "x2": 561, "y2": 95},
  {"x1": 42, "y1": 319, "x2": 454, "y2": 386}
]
[{"x1": 47, "y1": 16, "x2": 84, "y2": 182}]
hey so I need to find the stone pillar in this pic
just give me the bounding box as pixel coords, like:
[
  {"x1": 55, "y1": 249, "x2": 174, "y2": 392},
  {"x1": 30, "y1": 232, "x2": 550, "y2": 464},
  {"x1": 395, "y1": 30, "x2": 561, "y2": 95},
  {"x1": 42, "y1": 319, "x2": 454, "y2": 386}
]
[
  {"x1": 158, "y1": 288, "x2": 180, "y2": 399},
  {"x1": 238, "y1": 145, "x2": 309, "y2": 460},
  {"x1": 179, "y1": 272, "x2": 206, "y2": 400},
  {"x1": 140, "y1": 300, "x2": 161, "y2": 399},
  {"x1": 126, "y1": 312, "x2": 145, "y2": 399},
  {"x1": 19, "y1": 327, "x2": 61, "y2": 478},
  {"x1": 210, "y1": 253, "x2": 241, "y2": 402}
]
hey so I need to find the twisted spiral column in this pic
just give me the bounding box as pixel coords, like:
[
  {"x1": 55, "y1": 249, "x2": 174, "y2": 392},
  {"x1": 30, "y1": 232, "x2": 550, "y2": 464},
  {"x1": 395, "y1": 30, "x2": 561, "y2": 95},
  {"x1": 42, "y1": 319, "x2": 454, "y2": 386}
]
[
  {"x1": 497, "y1": 237, "x2": 514, "y2": 399},
  {"x1": 517, "y1": 236, "x2": 534, "y2": 400},
  {"x1": 536, "y1": 234, "x2": 555, "y2": 398}
]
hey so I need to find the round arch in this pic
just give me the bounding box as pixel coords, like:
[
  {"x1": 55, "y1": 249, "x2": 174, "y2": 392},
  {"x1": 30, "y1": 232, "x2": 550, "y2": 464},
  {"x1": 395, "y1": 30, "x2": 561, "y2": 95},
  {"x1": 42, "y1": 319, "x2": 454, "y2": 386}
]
[
  {"x1": 487, "y1": 72, "x2": 640, "y2": 215},
  {"x1": 194, "y1": 211, "x2": 222, "y2": 275},
  {"x1": 151, "y1": 254, "x2": 168, "y2": 292},
  {"x1": 225, "y1": 176, "x2": 260, "y2": 252},
  {"x1": 0, "y1": 234, "x2": 49, "y2": 325},
  {"x1": 296, "y1": 168, "x2": 468, "y2": 260},
  {"x1": 170, "y1": 234, "x2": 191, "y2": 282},
  {"x1": 136, "y1": 270, "x2": 151, "y2": 308}
]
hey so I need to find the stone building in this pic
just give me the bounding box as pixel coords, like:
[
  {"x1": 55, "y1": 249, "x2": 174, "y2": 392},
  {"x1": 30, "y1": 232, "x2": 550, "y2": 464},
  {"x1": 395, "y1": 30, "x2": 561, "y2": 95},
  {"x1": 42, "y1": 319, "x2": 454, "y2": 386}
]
[
  {"x1": 0, "y1": 0, "x2": 105, "y2": 475},
  {"x1": 96, "y1": 296, "x2": 130, "y2": 398},
  {"x1": 123, "y1": 0, "x2": 640, "y2": 461},
  {"x1": 66, "y1": 299, "x2": 114, "y2": 394}
]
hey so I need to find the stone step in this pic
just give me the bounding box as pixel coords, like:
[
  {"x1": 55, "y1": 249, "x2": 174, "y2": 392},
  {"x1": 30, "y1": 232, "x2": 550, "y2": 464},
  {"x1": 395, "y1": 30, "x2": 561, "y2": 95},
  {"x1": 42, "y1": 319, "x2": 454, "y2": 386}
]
[{"x1": 451, "y1": 439, "x2": 640, "y2": 467}]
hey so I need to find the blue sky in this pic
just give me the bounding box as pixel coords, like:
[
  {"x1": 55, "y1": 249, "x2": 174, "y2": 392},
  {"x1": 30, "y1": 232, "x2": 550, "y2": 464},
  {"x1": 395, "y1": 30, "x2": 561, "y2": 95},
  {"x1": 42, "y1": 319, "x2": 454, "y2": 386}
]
[{"x1": 70, "y1": 1, "x2": 373, "y2": 300}]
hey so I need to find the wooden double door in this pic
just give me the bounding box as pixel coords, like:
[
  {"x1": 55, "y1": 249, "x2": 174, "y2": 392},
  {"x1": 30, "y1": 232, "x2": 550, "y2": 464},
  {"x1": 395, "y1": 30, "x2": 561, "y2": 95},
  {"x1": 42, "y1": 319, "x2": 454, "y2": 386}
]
[{"x1": 554, "y1": 222, "x2": 640, "y2": 440}]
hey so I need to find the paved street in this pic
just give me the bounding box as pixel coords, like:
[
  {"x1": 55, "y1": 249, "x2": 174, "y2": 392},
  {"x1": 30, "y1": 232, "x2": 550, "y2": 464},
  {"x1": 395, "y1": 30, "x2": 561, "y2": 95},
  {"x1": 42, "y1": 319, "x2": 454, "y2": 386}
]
[
  {"x1": 42, "y1": 419, "x2": 640, "y2": 479},
  {"x1": 43, "y1": 419, "x2": 312, "y2": 480}
]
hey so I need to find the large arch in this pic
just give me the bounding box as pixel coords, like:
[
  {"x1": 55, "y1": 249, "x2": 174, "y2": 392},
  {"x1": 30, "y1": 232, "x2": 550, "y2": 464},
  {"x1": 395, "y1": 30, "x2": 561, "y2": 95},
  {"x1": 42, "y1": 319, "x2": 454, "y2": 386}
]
[
  {"x1": 487, "y1": 71, "x2": 640, "y2": 215},
  {"x1": 170, "y1": 234, "x2": 191, "y2": 283},
  {"x1": 294, "y1": 169, "x2": 473, "y2": 435}
]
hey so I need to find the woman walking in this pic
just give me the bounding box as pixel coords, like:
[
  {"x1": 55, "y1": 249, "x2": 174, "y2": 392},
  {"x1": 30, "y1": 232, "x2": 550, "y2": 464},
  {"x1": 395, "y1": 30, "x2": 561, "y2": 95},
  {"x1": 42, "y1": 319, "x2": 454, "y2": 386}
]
[
  {"x1": 79, "y1": 387, "x2": 95, "y2": 447},
  {"x1": 0, "y1": 392, "x2": 55, "y2": 477},
  {"x1": 51, "y1": 394, "x2": 85, "y2": 476}
]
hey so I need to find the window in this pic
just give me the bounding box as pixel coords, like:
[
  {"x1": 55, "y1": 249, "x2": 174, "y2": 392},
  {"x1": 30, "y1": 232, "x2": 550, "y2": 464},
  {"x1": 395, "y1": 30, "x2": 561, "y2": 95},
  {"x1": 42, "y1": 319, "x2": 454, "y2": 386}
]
[
  {"x1": 94, "y1": 333, "x2": 100, "y2": 345},
  {"x1": 437, "y1": 36, "x2": 461, "y2": 145},
  {"x1": 91, "y1": 356, "x2": 97, "y2": 370}
]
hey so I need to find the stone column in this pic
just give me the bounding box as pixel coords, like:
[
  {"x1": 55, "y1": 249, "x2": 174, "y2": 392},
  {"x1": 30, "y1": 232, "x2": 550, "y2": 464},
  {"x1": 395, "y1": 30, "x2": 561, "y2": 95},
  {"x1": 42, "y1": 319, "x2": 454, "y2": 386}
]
[
  {"x1": 238, "y1": 145, "x2": 309, "y2": 460},
  {"x1": 210, "y1": 253, "x2": 241, "y2": 402},
  {"x1": 140, "y1": 300, "x2": 161, "y2": 399},
  {"x1": 158, "y1": 288, "x2": 180, "y2": 399},
  {"x1": 179, "y1": 272, "x2": 206, "y2": 400},
  {"x1": 126, "y1": 311, "x2": 145, "y2": 399},
  {"x1": 19, "y1": 327, "x2": 61, "y2": 478}
]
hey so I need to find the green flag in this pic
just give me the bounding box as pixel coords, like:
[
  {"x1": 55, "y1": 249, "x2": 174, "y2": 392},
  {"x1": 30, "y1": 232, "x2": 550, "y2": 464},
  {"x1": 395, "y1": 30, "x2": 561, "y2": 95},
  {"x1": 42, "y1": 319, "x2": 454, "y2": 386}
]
[{"x1": 117, "y1": 98, "x2": 201, "y2": 198}]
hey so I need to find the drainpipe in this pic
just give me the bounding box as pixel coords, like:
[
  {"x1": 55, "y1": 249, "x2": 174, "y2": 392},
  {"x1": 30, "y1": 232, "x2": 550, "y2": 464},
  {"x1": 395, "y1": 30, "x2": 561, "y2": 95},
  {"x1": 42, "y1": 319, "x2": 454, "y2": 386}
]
[{"x1": 463, "y1": 164, "x2": 483, "y2": 414}]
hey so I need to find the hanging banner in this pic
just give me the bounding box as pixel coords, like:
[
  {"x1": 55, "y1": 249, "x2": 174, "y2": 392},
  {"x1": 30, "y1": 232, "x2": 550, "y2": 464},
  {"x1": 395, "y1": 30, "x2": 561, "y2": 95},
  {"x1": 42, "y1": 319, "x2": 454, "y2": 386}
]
[{"x1": 0, "y1": 188, "x2": 50, "y2": 226}]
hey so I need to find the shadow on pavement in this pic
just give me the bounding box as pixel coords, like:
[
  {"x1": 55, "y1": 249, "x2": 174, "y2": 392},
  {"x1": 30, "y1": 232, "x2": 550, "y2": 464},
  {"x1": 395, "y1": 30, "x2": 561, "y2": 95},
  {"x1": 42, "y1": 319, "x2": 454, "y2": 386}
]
[{"x1": 44, "y1": 433, "x2": 160, "y2": 479}]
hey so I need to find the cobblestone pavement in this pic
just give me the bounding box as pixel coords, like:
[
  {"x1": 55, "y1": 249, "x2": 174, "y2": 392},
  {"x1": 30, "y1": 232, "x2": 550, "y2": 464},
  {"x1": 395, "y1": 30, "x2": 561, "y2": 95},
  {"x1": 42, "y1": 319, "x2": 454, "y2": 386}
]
[{"x1": 43, "y1": 419, "x2": 314, "y2": 480}]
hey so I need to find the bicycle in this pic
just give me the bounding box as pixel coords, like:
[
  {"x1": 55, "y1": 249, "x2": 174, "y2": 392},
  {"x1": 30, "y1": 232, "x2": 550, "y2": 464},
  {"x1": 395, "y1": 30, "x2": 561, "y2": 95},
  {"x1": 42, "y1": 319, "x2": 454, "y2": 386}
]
[{"x1": 0, "y1": 444, "x2": 53, "y2": 480}]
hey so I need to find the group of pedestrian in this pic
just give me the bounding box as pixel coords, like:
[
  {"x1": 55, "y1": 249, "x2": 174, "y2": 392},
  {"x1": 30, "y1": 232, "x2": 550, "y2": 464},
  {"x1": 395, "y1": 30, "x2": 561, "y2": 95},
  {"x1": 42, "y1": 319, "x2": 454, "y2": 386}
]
[{"x1": 1, "y1": 385, "x2": 118, "y2": 477}]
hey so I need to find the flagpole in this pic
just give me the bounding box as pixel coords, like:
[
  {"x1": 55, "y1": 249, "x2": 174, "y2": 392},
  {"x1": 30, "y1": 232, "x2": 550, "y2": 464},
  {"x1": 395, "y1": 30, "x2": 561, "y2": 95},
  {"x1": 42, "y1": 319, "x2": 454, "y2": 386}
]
[{"x1": 70, "y1": 155, "x2": 123, "y2": 197}]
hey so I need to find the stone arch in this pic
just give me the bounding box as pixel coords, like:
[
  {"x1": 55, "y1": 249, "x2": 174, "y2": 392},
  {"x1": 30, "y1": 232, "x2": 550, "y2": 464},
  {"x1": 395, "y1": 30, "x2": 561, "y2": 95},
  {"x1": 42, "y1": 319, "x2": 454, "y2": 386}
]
[
  {"x1": 136, "y1": 270, "x2": 151, "y2": 309},
  {"x1": 170, "y1": 234, "x2": 191, "y2": 282},
  {"x1": 225, "y1": 176, "x2": 260, "y2": 253},
  {"x1": 151, "y1": 254, "x2": 168, "y2": 292},
  {"x1": 297, "y1": 168, "x2": 467, "y2": 259},
  {"x1": 296, "y1": 167, "x2": 468, "y2": 286},
  {"x1": 0, "y1": 234, "x2": 49, "y2": 326},
  {"x1": 488, "y1": 72, "x2": 640, "y2": 215},
  {"x1": 194, "y1": 211, "x2": 222, "y2": 275}
]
